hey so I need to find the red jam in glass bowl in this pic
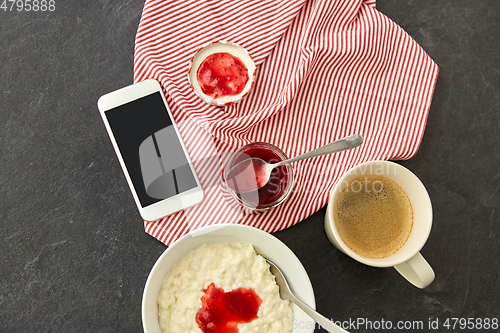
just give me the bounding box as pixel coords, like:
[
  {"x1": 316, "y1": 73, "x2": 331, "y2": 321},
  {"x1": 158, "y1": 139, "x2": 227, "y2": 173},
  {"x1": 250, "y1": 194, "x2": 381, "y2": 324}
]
[
  {"x1": 188, "y1": 41, "x2": 256, "y2": 107},
  {"x1": 224, "y1": 142, "x2": 294, "y2": 211}
]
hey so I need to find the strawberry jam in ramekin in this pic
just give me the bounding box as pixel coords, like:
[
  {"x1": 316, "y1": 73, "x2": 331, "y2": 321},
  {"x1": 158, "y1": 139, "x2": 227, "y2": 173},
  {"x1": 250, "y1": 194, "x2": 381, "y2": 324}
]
[
  {"x1": 196, "y1": 52, "x2": 249, "y2": 99},
  {"x1": 188, "y1": 41, "x2": 256, "y2": 107}
]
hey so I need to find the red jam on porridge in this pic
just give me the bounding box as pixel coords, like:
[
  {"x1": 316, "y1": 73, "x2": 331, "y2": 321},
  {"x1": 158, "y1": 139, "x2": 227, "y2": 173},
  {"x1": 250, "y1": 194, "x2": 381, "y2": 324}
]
[
  {"x1": 196, "y1": 282, "x2": 262, "y2": 333},
  {"x1": 157, "y1": 243, "x2": 293, "y2": 333}
]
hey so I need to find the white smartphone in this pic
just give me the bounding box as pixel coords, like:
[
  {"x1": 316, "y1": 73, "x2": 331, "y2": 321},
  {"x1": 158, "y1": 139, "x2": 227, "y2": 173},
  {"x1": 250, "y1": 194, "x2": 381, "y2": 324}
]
[{"x1": 97, "y1": 79, "x2": 204, "y2": 221}]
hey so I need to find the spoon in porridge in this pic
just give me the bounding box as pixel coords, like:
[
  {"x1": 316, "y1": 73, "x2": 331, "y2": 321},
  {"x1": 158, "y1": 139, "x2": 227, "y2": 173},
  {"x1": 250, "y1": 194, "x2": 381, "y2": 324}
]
[{"x1": 266, "y1": 259, "x2": 350, "y2": 333}]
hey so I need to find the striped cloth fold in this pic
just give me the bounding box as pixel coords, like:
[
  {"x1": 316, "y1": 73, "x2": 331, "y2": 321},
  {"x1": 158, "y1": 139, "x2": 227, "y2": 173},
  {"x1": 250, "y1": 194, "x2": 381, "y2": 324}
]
[{"x1": 133, "y1": 0, "x2": 438, "y2": 245}]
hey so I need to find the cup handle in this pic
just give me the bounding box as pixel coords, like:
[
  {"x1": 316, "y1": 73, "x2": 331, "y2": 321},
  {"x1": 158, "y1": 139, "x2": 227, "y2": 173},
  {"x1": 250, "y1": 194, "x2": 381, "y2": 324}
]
[{"x1": 394, "y1": 252, "x2": 435, "y2": 288}]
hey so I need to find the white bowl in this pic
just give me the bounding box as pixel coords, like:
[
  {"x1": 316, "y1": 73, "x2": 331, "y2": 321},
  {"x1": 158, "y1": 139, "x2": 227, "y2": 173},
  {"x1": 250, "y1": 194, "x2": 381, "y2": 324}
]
[
  {"x1": 142, "y1": 224, "x2": 316, "y2": 333},
  {"x1": 187, "y1": 41, "x2": 256, "y2": 106}
]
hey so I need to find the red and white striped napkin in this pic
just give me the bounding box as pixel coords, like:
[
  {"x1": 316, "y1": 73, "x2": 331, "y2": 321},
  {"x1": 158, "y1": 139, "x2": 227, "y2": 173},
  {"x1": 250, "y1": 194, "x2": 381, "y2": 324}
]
[{"x1": 133, "y1": 0, "x2": 438, "y2": 245}]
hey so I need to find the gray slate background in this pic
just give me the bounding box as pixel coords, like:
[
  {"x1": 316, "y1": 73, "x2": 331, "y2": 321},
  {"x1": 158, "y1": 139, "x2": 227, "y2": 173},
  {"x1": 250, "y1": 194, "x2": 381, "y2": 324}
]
[{"x1": 1, "y1": 1, "x2": 499, "y2": 332}]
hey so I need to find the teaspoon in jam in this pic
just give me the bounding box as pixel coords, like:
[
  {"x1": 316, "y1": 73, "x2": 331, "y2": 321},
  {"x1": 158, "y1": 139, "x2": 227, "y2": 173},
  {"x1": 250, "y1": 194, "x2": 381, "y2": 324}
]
[{"x1": 226, "y1": 134, "x2": 364, "y2": 193}]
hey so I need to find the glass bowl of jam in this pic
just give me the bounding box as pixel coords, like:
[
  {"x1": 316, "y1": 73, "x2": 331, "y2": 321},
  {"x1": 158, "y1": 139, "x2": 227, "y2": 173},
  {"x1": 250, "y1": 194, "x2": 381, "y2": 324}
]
[
  {"x1": 223, "y1": 142, "x2": 294, "y2": 212},
  {"x1": 188, "y1": 41, "x2": 256, "y2": 106}
]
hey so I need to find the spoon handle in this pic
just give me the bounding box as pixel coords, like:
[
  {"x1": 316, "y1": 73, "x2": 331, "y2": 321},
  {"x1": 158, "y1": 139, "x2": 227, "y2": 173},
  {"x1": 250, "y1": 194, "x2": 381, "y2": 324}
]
[
  {"x1": 273, "y1": 134, "x2": 363, "y2": 167},
  {"x1": 288, "y1": 293, "x2": 350, "y2": 333}
]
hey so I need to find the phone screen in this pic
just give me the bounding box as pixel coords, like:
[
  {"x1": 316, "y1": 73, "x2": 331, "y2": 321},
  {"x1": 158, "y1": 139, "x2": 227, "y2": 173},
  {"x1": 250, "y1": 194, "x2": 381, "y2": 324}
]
[{"x1": 104, "y1": 92, "x2": 198, "y2": 208}]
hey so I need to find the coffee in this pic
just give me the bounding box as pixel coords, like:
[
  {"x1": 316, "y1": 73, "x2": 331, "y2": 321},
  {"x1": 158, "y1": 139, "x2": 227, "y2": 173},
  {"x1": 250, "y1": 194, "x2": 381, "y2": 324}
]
[{"x1": 333, "y1": 175, "x2": 413, "y2": 259}]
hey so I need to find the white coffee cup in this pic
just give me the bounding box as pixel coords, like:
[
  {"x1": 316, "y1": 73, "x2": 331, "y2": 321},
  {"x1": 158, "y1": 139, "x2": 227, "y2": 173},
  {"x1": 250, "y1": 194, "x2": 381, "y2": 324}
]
[{"x1": 324, "y1": 160, "x2": 435, "y2": 288}]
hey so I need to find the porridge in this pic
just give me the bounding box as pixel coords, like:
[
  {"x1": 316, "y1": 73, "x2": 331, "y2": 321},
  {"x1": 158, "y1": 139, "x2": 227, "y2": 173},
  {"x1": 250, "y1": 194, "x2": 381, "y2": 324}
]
[{"x1": 157, "y1": 243, "x2": 293, "y2": 333}]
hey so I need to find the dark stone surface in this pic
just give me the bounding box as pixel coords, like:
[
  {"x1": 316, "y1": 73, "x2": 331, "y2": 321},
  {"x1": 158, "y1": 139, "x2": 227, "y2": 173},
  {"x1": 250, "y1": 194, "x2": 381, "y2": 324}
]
[{"x1": 1, "y1": 1, "x2": 498, "y2": 332}]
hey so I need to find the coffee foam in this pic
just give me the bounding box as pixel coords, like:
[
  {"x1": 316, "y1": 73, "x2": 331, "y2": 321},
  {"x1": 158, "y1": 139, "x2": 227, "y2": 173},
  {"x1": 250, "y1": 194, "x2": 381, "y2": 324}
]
[{"x1": 333, "y1": 175, "x2": 413, "y2": 259}]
